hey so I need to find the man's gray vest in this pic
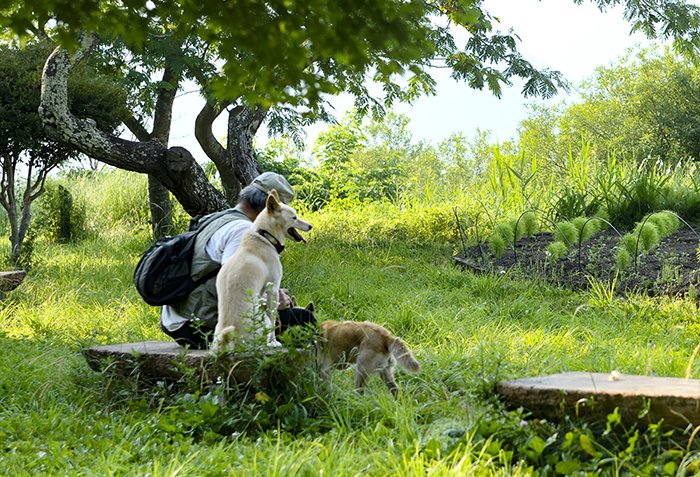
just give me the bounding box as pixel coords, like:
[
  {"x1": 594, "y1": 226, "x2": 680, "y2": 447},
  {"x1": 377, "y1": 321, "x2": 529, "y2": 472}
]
[{"x1": 172, "y1": 208, "x2": 250, "y2": 328}]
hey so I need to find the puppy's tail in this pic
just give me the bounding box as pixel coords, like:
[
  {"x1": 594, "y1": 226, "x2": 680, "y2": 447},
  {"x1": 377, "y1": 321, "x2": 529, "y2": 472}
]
[{"x1": 389, "y1": 338, "x2": 421, "y2": 373}]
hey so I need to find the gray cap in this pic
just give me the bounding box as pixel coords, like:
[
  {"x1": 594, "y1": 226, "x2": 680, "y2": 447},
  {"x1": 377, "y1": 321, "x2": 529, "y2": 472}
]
[{"x1": 250, "y1": 172, "x2": 296, "y2": 204}]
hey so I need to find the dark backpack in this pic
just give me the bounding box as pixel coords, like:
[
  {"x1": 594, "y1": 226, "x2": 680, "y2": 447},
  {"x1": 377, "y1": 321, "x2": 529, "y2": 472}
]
[{"x1": 134, "y1": 209, "x2": 241, "y2": 306}]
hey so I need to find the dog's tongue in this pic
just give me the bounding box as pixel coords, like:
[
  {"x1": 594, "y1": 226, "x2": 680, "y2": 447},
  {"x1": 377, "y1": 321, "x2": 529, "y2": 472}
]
[{"x1": 287, "y1": 227, "x2": 306, "y2": 243}]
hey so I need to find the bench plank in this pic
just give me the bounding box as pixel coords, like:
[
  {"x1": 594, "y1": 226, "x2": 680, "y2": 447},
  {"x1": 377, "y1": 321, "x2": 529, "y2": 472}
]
[{"x1": 496, "y1": 372, "x2": 700, "y2": 428}]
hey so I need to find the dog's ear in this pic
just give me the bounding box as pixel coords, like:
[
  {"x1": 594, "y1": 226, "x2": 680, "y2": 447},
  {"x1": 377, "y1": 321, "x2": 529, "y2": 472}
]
[
  {"x1": 305, "y1": 301, "x2": 314, "y2": 312},
  {"x1": 266, "y1": 189, "x2": 281, "y2": 211}
]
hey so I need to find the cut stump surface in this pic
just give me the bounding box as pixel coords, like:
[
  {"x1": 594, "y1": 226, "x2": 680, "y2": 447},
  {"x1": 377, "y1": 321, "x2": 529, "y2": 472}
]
[
  {"x1": 84, "y1": 341, "x2": 312, "y2": 385},
  {"x1": 497, "y1": 372, "x2": 700, "y2": 428},
  {"x1": 0, "y1": 270, "x2": 26, "y2": 292}
]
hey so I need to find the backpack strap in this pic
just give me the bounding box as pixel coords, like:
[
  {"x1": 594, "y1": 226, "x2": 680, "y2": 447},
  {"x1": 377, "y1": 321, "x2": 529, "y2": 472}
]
[{"x1": 190, "y1": 208, "x2": 250, "y2": 280}]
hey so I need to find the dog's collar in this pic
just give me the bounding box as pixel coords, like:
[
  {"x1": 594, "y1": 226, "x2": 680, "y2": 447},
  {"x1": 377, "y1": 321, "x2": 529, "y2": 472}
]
[{"x1": 256, "y1": 229, "x2": 285, "y2": 254}]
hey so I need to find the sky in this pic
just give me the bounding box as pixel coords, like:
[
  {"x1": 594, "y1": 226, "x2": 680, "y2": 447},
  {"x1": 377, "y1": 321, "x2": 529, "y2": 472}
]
[{"x1": 167, "y1": 0, "x2": 659, "y2": 158}]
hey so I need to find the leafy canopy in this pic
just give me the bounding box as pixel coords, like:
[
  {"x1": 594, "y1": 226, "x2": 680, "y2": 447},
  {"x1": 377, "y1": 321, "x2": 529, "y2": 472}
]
[
  {"x1": 0, "y1": 40, "x2": 124, "y2": 167},
  {"x1": 0, "y1": 0, "x2": 574, "y2": 114}
]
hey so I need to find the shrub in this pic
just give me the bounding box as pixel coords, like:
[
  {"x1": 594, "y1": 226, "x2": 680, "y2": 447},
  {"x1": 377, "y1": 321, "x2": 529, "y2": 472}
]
[
  {"x1": 571, "y1": 216, "x2": 603, "y2": 243},
  {"x1": 638, "y1": 222, "x2": 660, "y2": 251},
  {"x1": 305, "y1": 198, "x2": 460, "y2": 246},
  {"x1": 546, "y1": 240, "x2": 568, "y2": 262},
  {"x1": 488, "y1": 221, "x2": 516, "y2": 258},
  {"x1": 616, "y1": 247, "x2": 632, "y2": 271},
  {"x1": 33, "y1": 181, "x2": 88, "y2": 243},
  {"x1": 69, "y1": 170, "x2": 151, "y2": 233},
  {"x1": 486, "y1": 213, "x2": 540, "y2": 258},
  {"x1": 646, "y1": 211, "x2": 679, "y2": 236},
  {"x1": 489, "y1": 232, "x2": 507, "y2": 258},
  {"x1": 518, "y1": 211, "x2": 540, "y2": 237},
  {"x1": 554, "y1": 221, "x2": 578, "y2": 245},
  {"x1": 621, "y1": 233, "x2": 638, "y2": 255},
  {"x1": 616, "y1": 211, "x2": 681, "y2": 271}
]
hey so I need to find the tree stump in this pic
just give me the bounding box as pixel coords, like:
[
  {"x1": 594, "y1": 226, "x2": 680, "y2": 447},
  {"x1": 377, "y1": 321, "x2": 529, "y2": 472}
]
[
  {"x1": 497, "y1": 372, "x2": 700, "y2": 428},
  {"x1": 0, "y1": 270, "x2": 26, "y2": 292},
  {"x1": 83, "y1": 341, "x2": 313, "y2": 387}
]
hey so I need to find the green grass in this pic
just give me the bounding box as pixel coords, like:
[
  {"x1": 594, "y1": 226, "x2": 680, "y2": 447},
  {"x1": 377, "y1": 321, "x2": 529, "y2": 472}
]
[{"x1": 2, "y1": 206, "x2": 700, "y2": 475}]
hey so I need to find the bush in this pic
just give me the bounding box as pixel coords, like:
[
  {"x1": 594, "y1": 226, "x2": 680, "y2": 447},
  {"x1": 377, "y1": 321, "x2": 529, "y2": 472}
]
[
  {"x1": 33, "y1": 181, "x2": 88, "y2": 243},
  {"x1": 615, "y1": 211, "x2": 681, "y2": 271},
  {"x1": 638, "y1": 222, "x2": 660, "y2": 251},
  {"x1": 305, "y1": 198, "x2": 460, "y2": 246},
  {"x1": 518, "y1": 211, "x2": 540, "y2": 237},
  {"x1": 486, "y1": 213, "x2": 540, "y2": 258},
  {"x1": 489, "y1": 232, "x2": 507, "y2": 258},
  {"x1": 646, "y1": 211, "x2": 680, "y2": 236},
  {"x1": 69, "y1": 169, "x2": 151, "y2": 233},
  {"x1": 546, "y1": 240, "x2": 568, "y2": 262},
  {"x1": 616, "y1": 247, "x2": 632, "y2": 271},
  {"x1": 554, "y1": 221, "x2": 578, "y2": 245},
  {"x1": 571, "y1": 216, "x2": 603, "y2": 242}
]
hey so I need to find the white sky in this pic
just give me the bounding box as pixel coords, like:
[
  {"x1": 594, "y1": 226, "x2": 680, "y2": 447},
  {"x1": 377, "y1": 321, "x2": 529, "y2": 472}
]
[{"x1": 167, "y1": 0, "x2": 660, "y2": 158}]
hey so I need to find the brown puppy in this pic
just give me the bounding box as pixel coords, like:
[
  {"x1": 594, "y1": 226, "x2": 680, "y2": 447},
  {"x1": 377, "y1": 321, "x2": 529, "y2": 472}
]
[{"x1": 318, "y1": 320, "x2": 420, "y2": 396}]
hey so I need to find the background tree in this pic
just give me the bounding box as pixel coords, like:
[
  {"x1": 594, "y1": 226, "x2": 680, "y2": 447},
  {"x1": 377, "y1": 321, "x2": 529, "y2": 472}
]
[
  {"x1": 516, "y1": 46, "x2": 700, "y2": 166},
  {"x1": 0, "y1": 40, "x2": 123, "y2": 264},
  {"x1": 3, "y1": 1, "x2": 571, "y2": 216}
]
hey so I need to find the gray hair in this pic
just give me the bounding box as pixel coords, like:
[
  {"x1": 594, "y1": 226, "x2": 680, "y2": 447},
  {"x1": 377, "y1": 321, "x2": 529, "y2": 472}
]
[{"x1": 237, "y1": 184, "x2": 269, "y2": 213}]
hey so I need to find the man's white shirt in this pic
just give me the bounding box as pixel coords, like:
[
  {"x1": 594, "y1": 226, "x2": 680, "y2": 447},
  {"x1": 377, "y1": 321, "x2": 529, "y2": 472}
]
[{"x1": 160, "y1": 217, "x2": 253, "y2": 332}]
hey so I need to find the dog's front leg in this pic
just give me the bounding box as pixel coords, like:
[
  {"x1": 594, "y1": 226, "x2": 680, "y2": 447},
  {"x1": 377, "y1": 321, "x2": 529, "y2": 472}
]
[{"x1": 263, "y1": 283, "x2": 282, "y2": 347}]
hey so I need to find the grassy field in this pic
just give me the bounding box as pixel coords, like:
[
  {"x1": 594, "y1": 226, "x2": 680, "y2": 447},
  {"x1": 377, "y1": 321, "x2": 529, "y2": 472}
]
[{"x1": 2, "y1": 195, "x2": 700, "y2": 476}]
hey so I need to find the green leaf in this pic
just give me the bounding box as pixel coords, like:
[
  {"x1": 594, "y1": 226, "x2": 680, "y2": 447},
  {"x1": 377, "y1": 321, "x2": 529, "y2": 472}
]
[
  {"x1": 579, "y1": 434, "x2": 597, "y2": 458},
  {"x1": 555, "y1": 460, "x2": 581, "y2": 474}
]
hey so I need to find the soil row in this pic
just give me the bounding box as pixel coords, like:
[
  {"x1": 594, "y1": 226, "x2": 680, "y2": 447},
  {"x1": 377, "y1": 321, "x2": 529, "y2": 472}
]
[{"x1": 454, "y1": 228, "x2": 700, "y2": 297}]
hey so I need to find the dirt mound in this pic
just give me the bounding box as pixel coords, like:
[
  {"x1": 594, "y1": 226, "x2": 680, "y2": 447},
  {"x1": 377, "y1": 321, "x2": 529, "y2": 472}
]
[{"x1": 454, "y1": 228, "x2": 700, "y2": 297}]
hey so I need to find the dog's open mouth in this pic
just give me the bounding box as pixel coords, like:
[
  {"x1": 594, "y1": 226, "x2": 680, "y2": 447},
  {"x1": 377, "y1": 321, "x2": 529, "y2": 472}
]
[{"x1": 287, "y1": 227, "x2": 307, "y2": 243}]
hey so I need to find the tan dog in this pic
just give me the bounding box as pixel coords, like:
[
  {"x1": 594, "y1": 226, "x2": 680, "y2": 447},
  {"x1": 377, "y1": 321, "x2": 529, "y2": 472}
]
[
  {"x1": 318, "y1": 320, "x2": 421, "y2": 396},
  {"x1": 212, "y1": 190, "x2": 312, "y2": 352}
]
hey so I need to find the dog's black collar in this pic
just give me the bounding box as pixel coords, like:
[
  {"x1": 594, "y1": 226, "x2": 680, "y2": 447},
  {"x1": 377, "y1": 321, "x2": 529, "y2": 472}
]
[{"x1": 257, "y1": 229, "x2": 285, "y2": 254}]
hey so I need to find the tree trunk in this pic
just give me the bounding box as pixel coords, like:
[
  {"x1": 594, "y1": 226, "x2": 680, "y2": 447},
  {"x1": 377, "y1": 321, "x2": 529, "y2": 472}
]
[
  {"x1": 0, "y1": 153, "x2": 20, "y2": 262},
  {"x1": 39, "y1": 34, "x2": 229, "y2": 217},
  {"x1": 146, "y1": 64, "x2": 181, "y2": 238},
  {"x1": 147, "y1": 175, "x2": 174, "y2": 236},
  {"x1": 226, "y1": 104, "x2": 266, "y2": 198},
  {"x1": 194, "y1": 100, "x2": 266, "y2": 203}
]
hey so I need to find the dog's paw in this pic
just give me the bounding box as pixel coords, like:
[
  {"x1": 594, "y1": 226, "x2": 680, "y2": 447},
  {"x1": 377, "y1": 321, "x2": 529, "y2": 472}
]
[
  {"x1": 267, "y1": 337, "x2": 283, "y2": 347},
  {"x1": 211, "y1": 327, "x2": 236, "y2": 353}
]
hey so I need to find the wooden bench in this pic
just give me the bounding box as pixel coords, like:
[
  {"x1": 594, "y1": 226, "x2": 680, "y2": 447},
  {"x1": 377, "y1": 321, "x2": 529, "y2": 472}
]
[
  {"x1": 84, "y1": 341, "x2": 313, "y2": 385},
  {"x1": 497, "y1": 372, "x2": 700, "y2": 428}
]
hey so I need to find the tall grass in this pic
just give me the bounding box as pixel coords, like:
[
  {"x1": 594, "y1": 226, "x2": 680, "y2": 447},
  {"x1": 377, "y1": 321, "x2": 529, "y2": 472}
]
[
  {"x1": 2, "y1": 151, "x2": 700, "y2": 474},
  {"x1": 2, "y1": 191, "x2": 700, "y2": 474}
]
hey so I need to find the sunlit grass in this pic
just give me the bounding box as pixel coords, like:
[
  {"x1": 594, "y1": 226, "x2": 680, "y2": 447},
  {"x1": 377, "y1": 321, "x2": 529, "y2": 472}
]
[{"x1": 2, "y1": 199, "x2": 700, "y2": 475}]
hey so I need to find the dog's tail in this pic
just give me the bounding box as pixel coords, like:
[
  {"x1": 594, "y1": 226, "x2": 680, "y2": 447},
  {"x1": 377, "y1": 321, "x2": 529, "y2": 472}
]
[{"x1": 389, "y1": 338, "x2": 421, "y2": 373}]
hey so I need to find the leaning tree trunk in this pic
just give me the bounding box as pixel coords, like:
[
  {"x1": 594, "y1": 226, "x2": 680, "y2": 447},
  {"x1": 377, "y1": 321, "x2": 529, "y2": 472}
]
[
  {"x1": 39, "y1": 34, "x2": 229, "y2": 217},
  {"x1": 145, "y1": 65, "x2": 181, "y2": 238},
  {"x1": 227, "y1": 104, "x2": 266, "y2": 196},
  {"x1": 195, "y1": 101, "x2": 266, "y2": 203}
]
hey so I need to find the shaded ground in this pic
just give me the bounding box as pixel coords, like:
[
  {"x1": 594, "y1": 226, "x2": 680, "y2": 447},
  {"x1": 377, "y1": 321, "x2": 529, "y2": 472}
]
[{"x1": 455, "y1": 228, "x2": 700, "y2": 298}]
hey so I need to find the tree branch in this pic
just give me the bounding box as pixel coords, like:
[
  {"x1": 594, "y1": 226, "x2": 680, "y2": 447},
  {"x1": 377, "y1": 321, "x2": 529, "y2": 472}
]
[
  {"x1": 122, "y1": 114, "x2": 150, "y2": 142},
  {"x1": 194, "y1": 99, "x2": 228, "y2": 165},
  {"x1": 39, "y1": 34, "x2": 229, "y2": 215}
]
